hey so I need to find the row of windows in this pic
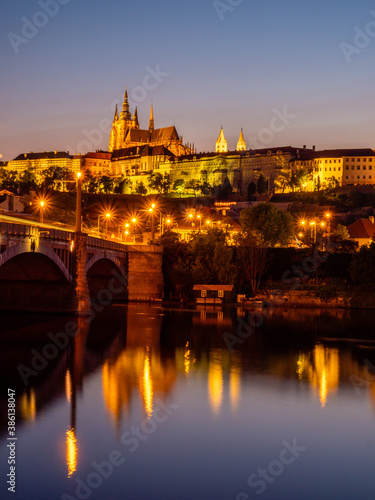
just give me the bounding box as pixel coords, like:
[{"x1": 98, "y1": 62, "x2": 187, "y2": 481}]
[
  {"x1": 295, "y1": 157, "x2": 374, "y2": 167},
  {"x1": 201, "y1": 290, "x2": 224, "y2": 298},
  {"x1": 345, "y1": 158, "x2": 373, "y2": 162},
  {"x1": 346, "y1": 165, "x2": 373, "y2": 170},
  {"x1": 346, "y1": 175, "x2": 373, "y2": 180}
]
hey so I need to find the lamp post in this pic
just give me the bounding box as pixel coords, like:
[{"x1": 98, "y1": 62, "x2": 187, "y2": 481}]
[
  {"x1": 40, "y1": 201, "x2": 45, "y2": 224},
  {"x1": 310, "y1": 221, "x2": 316, "y2": 246},
  {"x1": 75, "y1": 172, "x2": 82, "y2": 233},
  {"x1": 197, "y1": 214, "x2": 201, "y2": 230},
  {"x1": 149, "y1": 203, "x2": 155, "y2": 241},
  {"x1": 105, "y1": 212, "x2": 111, "y2": 235},
  {"x1": 325, "y1": 212, "x2": 331, "y2": 250}
]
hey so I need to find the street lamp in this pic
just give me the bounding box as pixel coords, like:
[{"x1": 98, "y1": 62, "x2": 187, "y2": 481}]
[
  {"x1": 149, "y1": 203, "x2": 156, "y2": 241},
  {"x1": 39, "y1": 200, "x2": 45, "y2": 224},
  {"x1": 310, "y1": 221, "x2": 316, "y2": 245},
  {"x1": 105, "y1": 212, "x2": 111, "y2": 235},
  {"x1": 75, "y1": 172, "x2": 82, "y2": 233},
  {"x1": 325, "y1": 212, "x2": 332, "y2": 249}
]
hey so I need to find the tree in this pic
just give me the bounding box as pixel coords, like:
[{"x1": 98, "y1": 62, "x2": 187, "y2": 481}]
[
  {"x1": 16, "y1": 169, "x2": 37, "y2": 192},
  {"x1": 326, "y1": 176, "x2": 340, "y2": 190},
  {"x1": 200, "y1": 181, "x2": 213, "y2": 196},
  {"x1": 349, "y1": 242, "x2": 375, "y2": 285},
  {"x1": 173, "y1": 179, "x2": 185, "y2": 196},
  {"x1": 148, "y1": 172, "x2": 170, "y2": 194},
  {"x1": 217, "y1": 178, "x2": 233, "y2": 200},
  {"x1": 274, "y1": 168, "x2": 291, "y2": 193},
  {"x1": 332, "y1": 224, "x2": 350, "y2": 241},
  {"x1": 247, "y1": 182, "x2": 256, "y2": 200},
  {"x1": 161, "y1": 173, "x2": 171, "y2": 194},
  {"x1": 239, "y1": 202, "x2": 294, "y2": 247},
  {"x1": 257, "y1": 174, "x2": 268, "y2": 194},
  {"x1": 185, "y1": 179, "x2": 200, "y2": 196},
  {"x1": 135, "y1": 181, "x2": 148, "y2": 195},
  {"x1": 236, "y1": 234, "x2": 267, "y2": 296},
  {"x1": 98, "y1": 175, "x2": 113, "y2": 194}
]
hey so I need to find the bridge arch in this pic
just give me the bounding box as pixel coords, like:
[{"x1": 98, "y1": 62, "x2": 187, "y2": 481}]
[
  {"x1": 0, "y1": 251, "x2": 73, "y2": 311},
  {"x1": 0, "y1": 243, "x2": 72, "y2": 282},
  {"x1": 86, "y1": 252, "x2": 124, "y2": 277},
  {"x1": 86, "y1": 253, "x2": 127, "y2": 302}
]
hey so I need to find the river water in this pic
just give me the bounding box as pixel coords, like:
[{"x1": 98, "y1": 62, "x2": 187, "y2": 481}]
[{"x1": 1, "y1": 304, "x2": 375, "y2": 500}]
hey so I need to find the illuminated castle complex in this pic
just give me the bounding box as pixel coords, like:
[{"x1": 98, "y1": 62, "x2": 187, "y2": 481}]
[{"x1": 108, "y1": 87, "x2": 193, "y2": 156}]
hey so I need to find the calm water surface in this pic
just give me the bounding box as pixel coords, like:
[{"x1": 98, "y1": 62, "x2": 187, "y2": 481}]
[{"x1": 1, "y1": 305, "x2": 375, "y2": 500}]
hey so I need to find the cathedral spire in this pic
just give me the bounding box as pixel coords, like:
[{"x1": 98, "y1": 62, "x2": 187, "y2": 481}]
[
  {"x1": 236, "y1": 128, "x2": 246, "y2": 151},
  {"x1": 114, "y1": 104, "x2": 118, "y2": 121},
  {"x1": 149, "y1": 103, "x2": 154, "y2": 133},
  {"x1": 133, "y1": 106, "x2": 139, "y2": 128},
  {"x1": 216, "y1": 126, "x2": 228, "y2": 153},
  {"x1": 121, "y1": 87, "x2": 131, "y2": 120}
]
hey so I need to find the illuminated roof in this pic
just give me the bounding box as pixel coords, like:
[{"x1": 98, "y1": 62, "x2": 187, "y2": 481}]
[
  {"x1": 347, "y1": 218, "x2": 375, "y2": 239},
  {"x1": 13, "y1": 151, "x2": 73, "y2": 160}
]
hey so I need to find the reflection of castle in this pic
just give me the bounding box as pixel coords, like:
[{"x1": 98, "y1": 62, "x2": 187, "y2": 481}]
[
  {"x1": 102, "y1": 347, "x2": 177, "y2": 423},
  {"x1": 298, "y1": 345, "x2": 339, "y2": 407}
]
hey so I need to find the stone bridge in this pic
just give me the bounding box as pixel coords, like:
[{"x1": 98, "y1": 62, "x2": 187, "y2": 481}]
[{"x1": 0, "y1": 221, "x2": 164, "y2": 313}]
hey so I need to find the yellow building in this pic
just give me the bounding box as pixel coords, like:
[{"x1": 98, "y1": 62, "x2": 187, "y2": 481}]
[
  {"x1": 8, "y1": 151, "x2": 83, "y2": 173},
  {"x1": 108, "y1": 87, "x2": 193, "y2": 157},
  {"x1": 83, "y1": 151, "x2": 112, "y2": 176},
  {"x1": 290, "y1": 148, "x2": 375, "y2": 189}
]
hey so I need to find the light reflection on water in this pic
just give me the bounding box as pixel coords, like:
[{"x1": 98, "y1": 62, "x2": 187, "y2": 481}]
[{"x1": 1, "y1": 305, "x2": 375, "y2": 499}]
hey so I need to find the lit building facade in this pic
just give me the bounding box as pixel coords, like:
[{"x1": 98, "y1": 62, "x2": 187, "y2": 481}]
[
  {"x1": 83, "y1": 151, "x2": 112, "y2": 176},
  {"x1": 108, "y1": 87, "x2": 194, "y2": 157},
  {"x1": 290, "y1": 148, "x2": 375, "y2": 189},
  {"x1": 8, "y1": 151, "x2": 83, "y2": 173}
]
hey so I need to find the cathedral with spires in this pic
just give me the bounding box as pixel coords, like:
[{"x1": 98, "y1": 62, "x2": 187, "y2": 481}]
[{"x1": 108, "y1": 87, "x2": 194, "y2": 156}]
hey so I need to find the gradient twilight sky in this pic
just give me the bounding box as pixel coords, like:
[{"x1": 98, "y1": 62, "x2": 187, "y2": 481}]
[{"x1": 1, "y1": 0, "x2": 375, "y2": 161}]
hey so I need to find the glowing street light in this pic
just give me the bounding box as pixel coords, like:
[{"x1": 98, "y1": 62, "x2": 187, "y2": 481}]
[
  {"x1": 39, "y1": 200, "x2": 45, "y2": 224},
  {"x1": 75, "y1": 172, "x2": 82, "y2": 233},
  {"x1": 149, "y1": 203, "x2": 156, "y2": 241}
]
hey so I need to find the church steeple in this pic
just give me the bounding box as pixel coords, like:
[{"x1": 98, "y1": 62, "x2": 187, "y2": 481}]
[
  {"x1": 236, "y1": 128, "x2": 246, "y2": 151},
  {"x1": 120, "y1": 87, "x2": 131, "y2": 120},
  {"x1": 216, "y1": 126, "x2": 228, "y2": 153},
  {"x1": 149, "y1": 103, "x2": 154, "y2": 133},
  {"x1": 132, "y1": 106, "x2": 139, "y2": 129}
]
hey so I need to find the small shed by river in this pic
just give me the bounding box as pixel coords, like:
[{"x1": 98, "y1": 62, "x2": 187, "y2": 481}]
[{"x1": 193, "y1": 284, "x2": 234, "y2": 304}]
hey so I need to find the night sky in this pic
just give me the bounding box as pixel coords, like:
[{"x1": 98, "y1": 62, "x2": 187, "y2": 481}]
[{"x1": 1, "y1": 0, "x2": 375, "y2": 160}]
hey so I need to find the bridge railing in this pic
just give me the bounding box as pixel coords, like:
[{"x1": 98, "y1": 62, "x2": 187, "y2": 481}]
[
  {"x1": 0, "y1": 221, "x2": 128, "y2": 253},
  {"x1": 87, "y1": 235, "x2": 128, "y2": 253}
]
